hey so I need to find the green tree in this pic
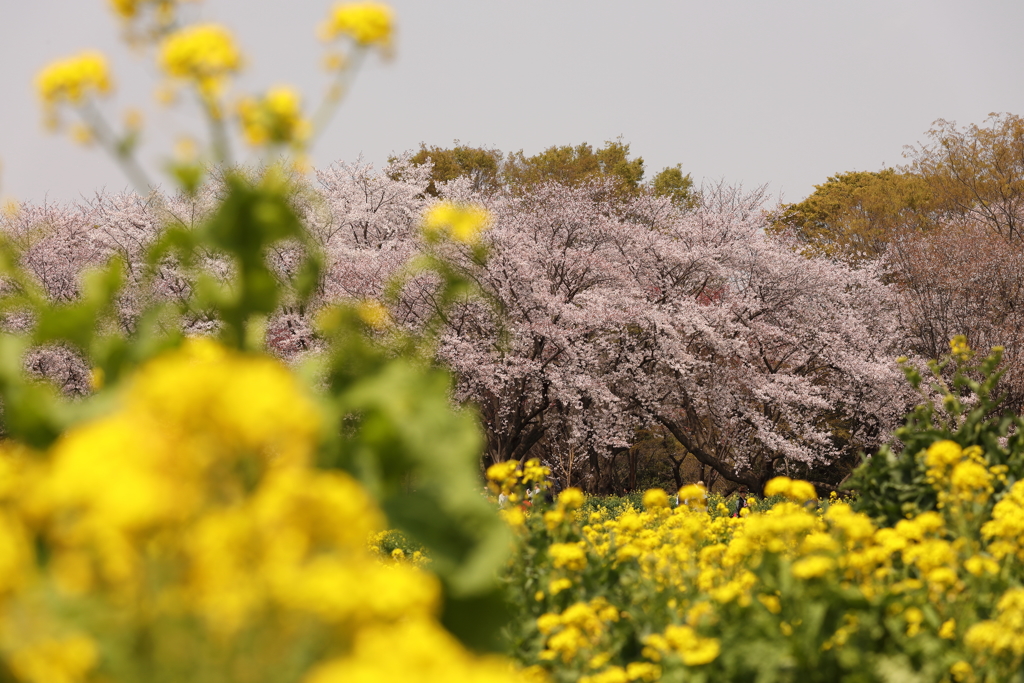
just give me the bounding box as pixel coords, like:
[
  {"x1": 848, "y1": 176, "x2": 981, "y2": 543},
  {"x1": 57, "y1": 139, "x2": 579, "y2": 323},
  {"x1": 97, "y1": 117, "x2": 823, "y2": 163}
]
[
  {"x1": 767, "y1": 169, "x2": 933, "y2": 263},
  {"x1": 408, "y1": 139, "x2": 695, "y2": 207},
  {"x1": 406, "y1": 142, "x2": 503, "y2": 196},
  {"x1": 651, "y1": 163, "x2": 696, "y2": 209},
  {"x1": 502, "y1": 139, "x2": 646, "y2": 196}
]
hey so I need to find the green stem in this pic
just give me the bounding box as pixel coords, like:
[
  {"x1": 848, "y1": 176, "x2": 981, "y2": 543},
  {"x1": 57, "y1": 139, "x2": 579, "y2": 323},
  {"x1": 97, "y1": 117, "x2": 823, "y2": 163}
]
[
  {"x1": 78, "y1": 100, "x2": 156, "y2": 194},
  {"x1": 308, "y1": 47, "x2": 367, "y2": 148},
  {"x1": 198, "y1": 91, "x2": 233, "y2": 168}
]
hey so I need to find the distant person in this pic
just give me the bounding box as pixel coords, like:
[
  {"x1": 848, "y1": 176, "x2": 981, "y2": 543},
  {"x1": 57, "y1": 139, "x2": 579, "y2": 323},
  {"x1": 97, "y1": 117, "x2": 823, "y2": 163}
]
[{"x1": 731, "y1": 486, "x2": 750, "y2": 517}]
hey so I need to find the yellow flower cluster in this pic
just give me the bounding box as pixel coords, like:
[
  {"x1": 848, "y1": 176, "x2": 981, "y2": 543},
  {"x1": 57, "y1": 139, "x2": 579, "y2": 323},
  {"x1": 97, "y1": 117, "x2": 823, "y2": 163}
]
[
  {"x1": 486, "y1": 457, "x2": 551, "y2": 503},
  {"x1": 319, "y1": 2, "x2": 395, "y2": 47},
  {"x1": 507, "y1": 470, "x2": 1024, "y2": 681},
  {"x1": 642, "y1": 488, "x2": 670, "y2": 510},
  {"x1": 763, "y1": 476, "x2": 817, "y2": 502},
  {"x1": 0, "y1": 339, "x2": 524, "y2": 683},
  {"x1": 676, "y1": 483, "x2": 707, "y2": 509},
  {"x1": 950, "y1": 334, "x2": 972, "y2": 361},
  {"x1": 549, "y1": 542, "x2": 588, "y2": 571},
  {"x1": 159, "y1": 23, "x2": 243, "y2": 95},
  {"x1": 924, "y1": 440, "x2": 1003, "y2": 511},
  {"x1": 537, "y1": 598, "x2": 620, "y2": 664},
  {"x1": 982, "y1": 479, "x2": 1024, "y2": 562},
  {"x1": 36, "y1": 51, "x2": 113, "y2": 108},
  {"x1": 108, "y1": 0, "x2": 181, "y2": 27},
  {"x1": 964, "y1": 588, "x2": 1024, "y2": 666},
  {"x1": 423, "y1": 202, "x2": 492, "y2": 243},
  {"x1": 643, "y1": 624, "x2": 721, "y2": 666},
  {"x1": 237, "y1": 86, "x2": 311, "y2": 148}
]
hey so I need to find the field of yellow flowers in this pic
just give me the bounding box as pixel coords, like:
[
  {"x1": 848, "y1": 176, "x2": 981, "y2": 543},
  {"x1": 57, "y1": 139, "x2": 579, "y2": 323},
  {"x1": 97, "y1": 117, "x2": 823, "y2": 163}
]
[{"x1": 492, "y1": 441, "x2": 1024, "y2": 683}]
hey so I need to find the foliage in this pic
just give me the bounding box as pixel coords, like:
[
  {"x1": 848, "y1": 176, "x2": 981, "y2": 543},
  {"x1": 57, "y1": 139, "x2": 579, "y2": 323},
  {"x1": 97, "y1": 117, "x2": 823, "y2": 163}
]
[
  {"x1": 407, "y1": 142, "x2": 503, "y2": 196},
  {"x1": 0, "y1": 0, "x2": 527, "y2": 681},
  {"x1": 906, "y1": 113, "x2": 1024, "y2": 241},
  {"x1": 409, "y1": 138, "x2": 695, "y2": 207},
  {"x1": 503, "y1": 139, "x2": 647, "y2": 197},
  {"x1": 767, "y1": 169, "x2": 932, "y2": 264},
  {"x1": 650, "y1": 164, "x2": 697, "y2": 210},
  {"x1": 847, "y1": 339, "x2": 1024, "y2": 528}
]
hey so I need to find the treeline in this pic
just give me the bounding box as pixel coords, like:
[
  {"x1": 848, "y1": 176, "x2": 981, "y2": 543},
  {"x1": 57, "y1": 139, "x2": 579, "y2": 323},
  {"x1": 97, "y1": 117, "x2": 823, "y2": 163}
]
[
  {"x1": 404, "y1": 138, "x2": 696, "y2": 207},
  {"x1": 4, "y1": 118, "x2": 1023, "y2": 495}
]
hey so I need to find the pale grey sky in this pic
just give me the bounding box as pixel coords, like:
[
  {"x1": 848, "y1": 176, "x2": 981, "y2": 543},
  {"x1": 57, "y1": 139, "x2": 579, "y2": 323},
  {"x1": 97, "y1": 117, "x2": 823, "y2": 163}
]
[{"x1": 2, "y1": 1, "x2": 1024, "y2": 204}]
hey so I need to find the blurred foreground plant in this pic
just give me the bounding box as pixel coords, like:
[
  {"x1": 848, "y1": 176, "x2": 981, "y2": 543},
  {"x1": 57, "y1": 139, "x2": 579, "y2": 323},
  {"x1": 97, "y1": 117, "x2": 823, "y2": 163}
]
[
  {"x1": 0, "y1": 1, "x2": 523, "y2": 681},
  {"x1": 847, "y1": 337, "x2": 1024, "y2": 527}
]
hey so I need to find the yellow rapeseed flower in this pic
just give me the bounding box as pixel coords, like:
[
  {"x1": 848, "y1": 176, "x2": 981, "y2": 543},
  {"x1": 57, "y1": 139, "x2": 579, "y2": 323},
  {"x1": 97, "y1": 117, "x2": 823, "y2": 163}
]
[
  {"x1": 950, "y1": 335, "x2": 972, "y2": 361},
  {"x1": 159, "y1": 24, "x2": 243, "y2": 95},
  {"x1": 237, "y1": 86, "x2": 311, "y2": 148},
  {"x1": 7, "y1": 635, "x2": 98, "y2": 683},
  {"x1": 36, "y1": 51, "x2": 113, "y2": 108},
  {"x1": 677, "y1": 483, "x2": 707, "y2": 506},
  {"x1": 924, "y1": 440, "x2": 964, "y2": 490},
  {"x1": 422, "y1": 201, "x2": 491, "y2": 243},
  {"x1": 791, "y1": 556, "x2": 834, "y2": 579},
  {"x1": 320, "y1": 2, "x2": 394, "y2": 47},
  {"x1": 764, "y1": 476, "x2": 817, "y2": 502},
  {"x1": 109, "y1": 0, "x2": 141, "y2": 17},
  {"x1": 549, "y1": 543, "x2": 587, "y2": 571},
  {"x1": 356, "y1": 299, "x2": 391, "y2": 329},
  {"x1": 657, "y1": 624, "x2": 721, "y2": 666},
  {"x1": 950, "y1": 661, "x2": 973, "y2": 682},
  {"x1": 642, "y1": 488, "x2": 670, "y2": 510},
  {"x1": 939, "y1": 618, "x2": 956, "y2": 640},
  {"x1": 558, "y1": 487, "x2": 585, "y2": 510}
]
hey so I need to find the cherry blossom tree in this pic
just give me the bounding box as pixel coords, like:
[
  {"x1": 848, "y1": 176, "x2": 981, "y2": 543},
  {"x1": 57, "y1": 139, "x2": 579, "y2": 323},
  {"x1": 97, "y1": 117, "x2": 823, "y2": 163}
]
[
  {"x1": 632, "y1": 184, "x2": 909, "y2": 493},
  {"x1": 886, "y1": 221, "x2": 1024, "y2": 413},
  {"x1": 386, "y1": 180, "x2": 909, "y2": 493}
]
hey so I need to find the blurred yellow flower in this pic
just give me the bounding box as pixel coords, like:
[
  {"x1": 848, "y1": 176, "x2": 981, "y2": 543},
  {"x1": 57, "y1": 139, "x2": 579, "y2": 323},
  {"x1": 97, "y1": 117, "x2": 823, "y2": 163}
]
[
  {"x1": 950, "y1": 661, "x2": 973, "y2": 682},
  {"x1": 939, "y1": 618, "x2": 956, "y2": 639},
  {"x1": 1, "y1": 199, "x2": 19, "y2": 219},
  {"x1": 642, "y1": 488, "x2": 669, "y2": 510},
  {"x1": 320, "y1": 2, "x2": 394, "y2": 47},
  {"x1": 925, "y1": 440, "x2": 962, "y2": 471},
  {"x1": 159, "y1": 24, "x2": 243, "y2": 95},
  {"x1": 8, "y1": 635, "x2": 98, "y2": 683},
  {"x1": 237, "y1": 86, "x2": 311, "y2": 148},
  {"x1": 950, "y1": 334, "x2": 972, "y2": 361},
  {"x1": 678, "y1": 483, "x2": 707, "y2": 506},
  {"x1": 70, "y1": 123, "x2": 94, "y2": 146},
  {"x1": 558, "y1": 487, "x2": 585, "y2": 510},
  {"x1": 764, "y1": 476, "x2": 817, "y2": 502},
  {"x1": 549, "y1": 543, "x2": 587, "y2": 571},
  {"x1": 36, "y1": 51, "x2": 113, "y2": 107},
  {"x1": 109, "y1": 0, "x2": 141, "y2": 17},
  {"x1": 791, "y1": 556, "x2": 834, "y2": 579},
  {"x1": 422, "y1": 201, "x2": 491, "y2": 243}
]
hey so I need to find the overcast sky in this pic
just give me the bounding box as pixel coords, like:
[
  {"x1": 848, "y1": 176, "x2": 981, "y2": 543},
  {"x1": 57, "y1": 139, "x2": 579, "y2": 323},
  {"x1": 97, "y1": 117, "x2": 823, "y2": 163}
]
[{"x1": 3, "y1": 0, "x2": 1024, "y2": 205}]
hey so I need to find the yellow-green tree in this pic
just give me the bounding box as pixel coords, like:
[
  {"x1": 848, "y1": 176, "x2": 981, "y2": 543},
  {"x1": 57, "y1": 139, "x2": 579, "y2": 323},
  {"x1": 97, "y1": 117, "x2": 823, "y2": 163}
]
[
  {"x1": 406, "y1": 142, "x2": 502, "y2": 196},
  {"x1": 503, "y1": 139, "x2": 644, "y2": 194},
  {"x1": 905, "y1": 113, "x2": 1024, "y2": 240},
  {"x1": 650, "y1": 163, "x2": 697, "y2": 209},
  {"x1": 767, "y1": 169, "x2": 932, "y2": 263}
]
